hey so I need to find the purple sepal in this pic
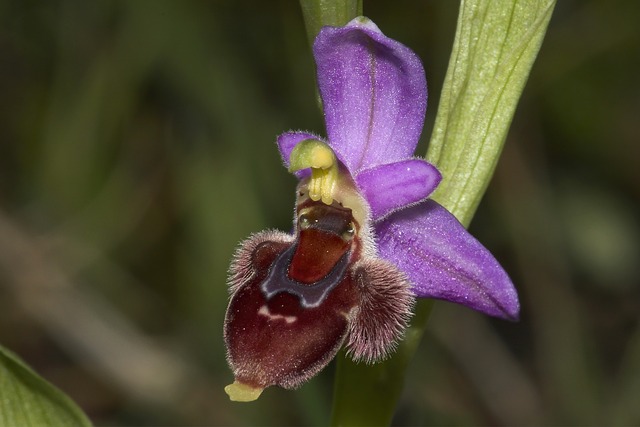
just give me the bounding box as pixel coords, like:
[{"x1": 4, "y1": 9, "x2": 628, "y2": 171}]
[
  {"x1": 375, "y1": 200, "x2": 520, "y2": 320},
  {"x1": 313, "y1": 18, "x2": 427, "y2": 173},
  {"x1": 356, "y1": 159, "x2": 441, "y2": 221}
]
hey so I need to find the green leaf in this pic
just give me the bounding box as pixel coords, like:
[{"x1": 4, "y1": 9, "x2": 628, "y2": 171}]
[
  {"x1": 0, "y1": 345, "x2": 92, "y2": 427},
  {"x1": 428, "y1": 0, "x2": 556, "y2": 226}
]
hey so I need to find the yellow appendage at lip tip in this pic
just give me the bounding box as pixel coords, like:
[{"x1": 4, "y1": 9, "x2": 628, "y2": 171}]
[
  {"x1": 224, "y1": 381, "x2": 264, "y2": 402},
  {"x1": 288, "y1": 140, "x2": 338, "y2": 205}
]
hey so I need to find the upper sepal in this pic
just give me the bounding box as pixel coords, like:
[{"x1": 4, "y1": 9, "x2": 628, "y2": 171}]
[
  {"x1": 375, "y1": 200, "x2": 520, "y2": 320},
  {"x1": 314, "y1": 17, "x2": 427, "y2": 173}
]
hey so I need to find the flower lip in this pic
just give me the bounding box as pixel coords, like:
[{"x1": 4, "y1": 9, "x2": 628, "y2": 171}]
[{"x1": 224, "y1": 229, "x2": 360, "y2": 395}]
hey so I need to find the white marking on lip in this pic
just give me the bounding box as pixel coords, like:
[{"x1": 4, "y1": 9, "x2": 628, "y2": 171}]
[{"x1": 258, "y1": 305, "x2": 297, "y2": 324}]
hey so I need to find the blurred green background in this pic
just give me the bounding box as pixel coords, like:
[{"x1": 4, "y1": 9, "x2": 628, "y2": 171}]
[{"x1": 1, "y1": 0, "x2": 639, "y2": 425}]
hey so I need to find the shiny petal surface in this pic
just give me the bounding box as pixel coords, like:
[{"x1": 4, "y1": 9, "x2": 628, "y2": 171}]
[
  {"x1": 356, "y1": 159, "x2": 441, "y2": 221},
  {"x1": 225, "y1": 234, "x2": 360, "y2": 391},
  {"x1": 314, "y1": 17, "x2": 427, "y2": 173},
  {"x1": 376, "y1": 200, "x2": 520, "y2": 320}
]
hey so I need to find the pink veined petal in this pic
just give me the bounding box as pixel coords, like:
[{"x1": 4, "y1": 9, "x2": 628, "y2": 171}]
[
  {"x1": 355, "y1": 159, "x2": 441, "y2": 221},
  {"x1": 375, "y1": 200, "x2": 520, "y2": 320},
  {"x1": 313, "y1": 17, "x2": 427, "y2": 174}
]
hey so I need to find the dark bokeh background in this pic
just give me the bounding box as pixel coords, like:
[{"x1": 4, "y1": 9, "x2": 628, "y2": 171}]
[{"x1": 1, "y1": 0, "x2": 639, "y2": 425}]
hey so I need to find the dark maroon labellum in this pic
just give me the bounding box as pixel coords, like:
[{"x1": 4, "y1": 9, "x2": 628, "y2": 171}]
[
  {"x1": 224, "y1": 202, "x2": 360, "y2": 392},
  {"x1": 224, "y1": 199, "x2": 414, "y2": 400}
]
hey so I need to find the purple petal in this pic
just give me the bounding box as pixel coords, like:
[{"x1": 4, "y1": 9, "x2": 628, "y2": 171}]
[
  {"x1": 277, "y1": 131, "x2": 321, "y2": 179},
  {"x1": 375, "y1": 200, "x2": 520, "y2": 320},
  {"x1": 356, "y1": 159, "x2": 441, "y2": 221},
  {"x1": 314, "y1": 17, "x2": 427, "y2": 174}
]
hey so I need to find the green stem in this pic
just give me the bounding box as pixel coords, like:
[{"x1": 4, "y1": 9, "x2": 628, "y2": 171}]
[
  {"x1": 330, "y1": 300, "x2": 434, "y2": 426},
  {"x1": 298, "y1": 0, "x2": 363, "y2": 47}
]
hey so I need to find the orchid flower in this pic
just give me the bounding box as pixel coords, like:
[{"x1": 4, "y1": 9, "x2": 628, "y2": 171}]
[{"x1": 223, "y1": 17, "x2": 519, "y2": 402}]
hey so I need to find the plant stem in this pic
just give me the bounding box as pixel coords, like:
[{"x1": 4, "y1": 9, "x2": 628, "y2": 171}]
[
  {"x1": 330, "y1": 300, "x2": 434, "y2": 426},
  {"x1": 298, "y1": 0, "x2": 363, "y2": 47}
]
